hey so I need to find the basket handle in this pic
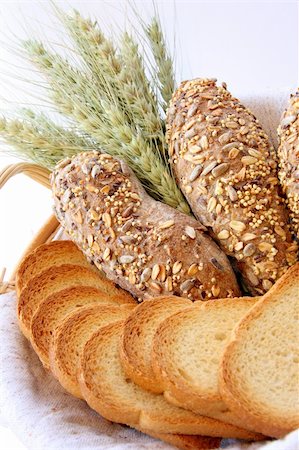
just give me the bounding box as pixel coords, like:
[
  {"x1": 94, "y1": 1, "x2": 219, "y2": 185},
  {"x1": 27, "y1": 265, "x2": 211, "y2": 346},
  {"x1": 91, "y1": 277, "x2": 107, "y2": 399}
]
[{"x1": 0, "y1": 163, "x2": 60, "y2": 294}]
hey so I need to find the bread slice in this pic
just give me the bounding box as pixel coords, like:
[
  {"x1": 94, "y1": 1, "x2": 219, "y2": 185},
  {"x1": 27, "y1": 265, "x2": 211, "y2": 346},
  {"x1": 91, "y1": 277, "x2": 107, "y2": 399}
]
[
  {"x1": 18, "y1": 264, "x2": 136, "y2": 338},
  {"x1": 15, "y1": 241, "x2": 92, "y2": 294},
  {"x1": 151, "y1": 297, "x2": 258, "y2": 429},
  {"x1": 219, "y1": 263, "x2": 299, "y2": 438},
  {"x1": 120, "y1": 296, "x2": 192, "y2": 393},
  {"x1": 30, "y1": 286, "x2": 124, "y2": 368},
  {"x1": 137, "y1": 427, "x2": 221, "y2": 450},
  {"x1": 79, "y1": 320, "x2": 263, "y2": 439},
  {"x1": 50, "y1": 304, "x2": 135, "y2": 398}
]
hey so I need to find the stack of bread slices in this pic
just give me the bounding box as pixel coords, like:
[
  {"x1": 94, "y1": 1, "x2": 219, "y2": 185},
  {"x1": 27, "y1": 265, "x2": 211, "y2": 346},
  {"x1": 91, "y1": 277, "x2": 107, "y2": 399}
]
[{"x1": 15, "y1": 240, "x2": 299, "y2": 450}]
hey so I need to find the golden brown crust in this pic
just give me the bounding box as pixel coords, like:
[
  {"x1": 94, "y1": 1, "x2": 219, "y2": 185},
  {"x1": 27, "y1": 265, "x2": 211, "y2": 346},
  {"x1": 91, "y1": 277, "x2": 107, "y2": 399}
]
[
  {"x1": 15, "y1": 240, "x2": 92, "y2": 295},
  {"x1": 167, "y1": 78, "x2": 298, "y2": 295},
  {"x1": 50, "y1": 304, "x2": 135, "y2": 398},
  {"x1": 120, "y1": 296, "x2": 192, "y2": 393},
  {"x1": 51, "y1": 151, "x2": 240, "y2": 301},
  {"x1": 277, "y1": 90, "x2": 299, "y2": 239},
  {"x1": 30, "y1": 286, "x2": 120, "y2": 368},
  {"x1": 18, "y1": 263, "x2": 135, "y2": 338},
  {"x1": 219, "y1": 263, "x2": 299, "y2": 438}
]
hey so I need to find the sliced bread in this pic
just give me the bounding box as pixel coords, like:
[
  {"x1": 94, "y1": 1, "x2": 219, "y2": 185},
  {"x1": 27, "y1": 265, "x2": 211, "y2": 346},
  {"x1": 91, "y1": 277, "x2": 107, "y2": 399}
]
[
  {"x1": 50, "y1": 304, "x2": 135, "y2": 398},
  {"x1": 120, "y1": 296, "x2": 192, "y2": 393},
  {"x1": 15, "y1": 240, "x2": 92, "y2": 294},
  {"x1": 219, "y1": 263, "x2": 299, "y2": 438},
  {"x1": 18, "y1": 264, "x2": 135, "y2": 338},
  {"x1": 151, "y1": 297, "x2": 258, "y2": 429},
  {"x1": 137, "y1": 427, "x2": 221, "y2": 450},
  {"x1": 30, "y1": 286, "x2": 122, "y2": 368},
  {"x1": 79, "y1": 320, "x2": 263, "y2": 439}
]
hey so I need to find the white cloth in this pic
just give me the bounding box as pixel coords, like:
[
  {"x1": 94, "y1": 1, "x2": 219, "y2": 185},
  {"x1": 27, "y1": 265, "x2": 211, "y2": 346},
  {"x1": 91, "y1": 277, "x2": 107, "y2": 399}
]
[{"x1": 1, "y1": 90, "x2": 298, "y2": 449}]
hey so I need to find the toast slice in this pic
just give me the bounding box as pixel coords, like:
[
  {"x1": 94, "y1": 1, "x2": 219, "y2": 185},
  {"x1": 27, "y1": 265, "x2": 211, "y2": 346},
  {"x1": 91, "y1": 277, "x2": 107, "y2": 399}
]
[
  {"x1": 79, "y1": 320, "x2": 263, "y2": 439},
  {"x1": 15, "y1": 241, "x2": 92, "y2": 294},
  {"x1": 18, "y1": 264, "x2": 135, "y2": 338},
  {"x1": 137, "y1": 427, "x2": 221, "y2": 450},
  {"x1": 219, "y1": 263, "x2": 299, "y2": 438},
  {"x1": 151, "y1": 297, "x2": 258, "y2": 429},
  {"x1": 31, "y1": 286, "x2": 123, "y2": 368},
  {"x1": 50, "y1": 304, "x2": 135, "y2": 398},
  {"x1": 120, "y1": 296, "x2": 192, "y2": 393}
]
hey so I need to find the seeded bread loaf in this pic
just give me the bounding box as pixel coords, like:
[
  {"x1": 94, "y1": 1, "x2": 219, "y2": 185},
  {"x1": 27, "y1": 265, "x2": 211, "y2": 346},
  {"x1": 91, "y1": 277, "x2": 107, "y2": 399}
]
[
  {"x1": 219, "y1": 263, "x2": 299, "y2": 438},
  {"x1": 277, "y1": 90, "x2": 299, "y2": 239},
  {"x1": 167, "y1": 78, "x2": 298, "y2": 295},
  {"x1": 50, "y1": 304, "x2": 135, "y2": 398},
  {"x1": 79, "y1": 321, "x2": 261, "y2": 439},
  {"x1": 31, "y1": 286, "x2": 121, "y2": 368},
  {"x1": 51, "y1": 151, "x2": 240, "y2": 301},
  {"x1": 15, "y1": 240, "x2": 92, "y2": 295},
  {"x1": 18, "y1": 263, "x2": 135, "y2": 338},
  {"x1": 151, "y1": 297, "x2": 258, "y2": 429}
]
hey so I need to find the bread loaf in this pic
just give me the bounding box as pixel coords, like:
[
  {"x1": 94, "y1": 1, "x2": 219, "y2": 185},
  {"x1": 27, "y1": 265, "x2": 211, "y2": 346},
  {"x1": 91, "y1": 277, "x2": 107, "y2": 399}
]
[
  {"x1": 79, "y1": 321, "x2": 262, "y2": 439},
  {"x1": 167, "y1": 78, "x2": 298, "y2": 295},
  {"x1": 51, "y1": 151, "x2": 240, "y2": 301},
  {"x1": 277, "y1": 90, "x2": 299, "y2": 239},
  {"x1": 219, "y1": 263, "x2": 299, "y2": 438}
]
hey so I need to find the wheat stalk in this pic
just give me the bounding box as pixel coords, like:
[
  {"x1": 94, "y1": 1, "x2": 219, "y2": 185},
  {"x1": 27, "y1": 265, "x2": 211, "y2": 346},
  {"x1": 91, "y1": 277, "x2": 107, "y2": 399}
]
[
  {"x1": 145, "y1": 17, "x2": 175, "y2": 113},
  {"x1": 23, "y1": 39, "x2": 190, "y2": 214},
  {"x1": 0, "y1": 110, "x2": 95, "y2": 169}
]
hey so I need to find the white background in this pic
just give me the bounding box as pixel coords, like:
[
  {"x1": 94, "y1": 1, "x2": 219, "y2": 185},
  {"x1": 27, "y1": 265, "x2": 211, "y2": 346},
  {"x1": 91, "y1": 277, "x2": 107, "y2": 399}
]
[{"x1": 0, "y1": 1, "x2": 298, "y2": 449}]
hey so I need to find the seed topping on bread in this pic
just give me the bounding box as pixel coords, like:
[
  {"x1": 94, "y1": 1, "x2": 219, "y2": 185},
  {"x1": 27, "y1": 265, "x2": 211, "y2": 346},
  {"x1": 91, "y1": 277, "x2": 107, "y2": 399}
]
[
  {"x1": 167, "y1": 78, "x2": 298, "y2": 294},
  {"x1": 52, "y1": 151, "x2": 240, "y2": 301}
]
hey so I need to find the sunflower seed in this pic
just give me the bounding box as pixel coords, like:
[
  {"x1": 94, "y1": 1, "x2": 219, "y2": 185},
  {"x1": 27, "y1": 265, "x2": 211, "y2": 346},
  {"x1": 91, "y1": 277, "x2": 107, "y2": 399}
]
[
  {"x1": 121, "y1": 219, "x2": 133, "y2": 233},
  {"x1": 207, "y1": 197, "x2": 217, "y2": 212},
  {"x1": 274, "y1": 225, "x2": 286, "y2": 238},
  {"x1": 159, "y1": 219, "x2": 175, "y2": 229},
  {"x1": 228, "y1": 148, "x2": 240, "y2": 159},
  {"x1": 151, "y1": 264, "x2": 161, "y2": 280},
  {"x1": 87, "y1": 234, "x2": 94, "y2": 247},
  {"x1": 185, "y1": 225, "x2": 196, "y2": 239},
  {"x1": 189, "y1": 145, "x2": 201, "y2": 154},
  {"x1": 262, "y1": 279, "x2": 273, "y2": 291},
  {"x1": 258, "y1": 242, "x2": 273, "y2": 253},
  {"x1": 62, "y1": 189, "x2": 71, "y2": 204},
  {"x1": 242, "y1": 233, "x2": 257, "y2": 241},
  {"x1": 243, "y1": 243, "x2": 256, "y2": 257},
  {"x1": 234, "y1": 241, "x2": 244, "y2": 251},
  {"x1": 187, "y1": 103, "x2": 198, "y2": 118},
  {"x1": 229, "y1": 220, "x2": 246, "y2": 232},
  {"x1": 226, "y1": 121, "x2": 239, "y2": 129},
  {"x1": 103, "y1": 212, "x2": 112, "y2": 227},
  {"x1": 218, "y1": 131, "x2": 232, "y2": 145},
  {"x1": 227, "y1": 185, "x2": 238, "y2": 202},
  {"x1": 123, "y1": 204, "x2": 134, "y2": 218},
  {"x1": 218, "y1": 230, "x2": 230, "y2": 240},
  {"x1": 103, "y1": 248, "x2": 111, "y2": 261},
  {"x1": 180, "y1": 279, "x2": 195, "y2": 293},
  {"x1": 119, "y1": 255, "x2": 135, "y2": 264},
  {"x1": 189, "y1": 165, "x2": 203, "y2": 182},
  {"x1": 91, "y1": 165, "x2": 101, "y2": 178},
  {"x1": 120, "y1": 235, "x2": 136, "y2": 244},
  {"x1": 129, "y1": 272, "x2": 136, "y2": 284},
  {"x1": 185, "y1": 128, "x2": 197, "y2": 139},
  {"x1": 172, "y1": 261, "x2": 182, "y2": 274},
  {"x1": 82, "y1": 163, "x2": 90, "y2": 175},
  {"x1": 245, "y1": 269, "x2": 259, "y2": 287},
  {"x1": 211, "y1": 285, "x2": 220, "y2": 297},
  {"x1": 185, "y1": 185, "x2": 193, "y2": 194},
  {"x1": 90, "y1": 209, "x2": 100, "y2": 220},
  {"x1": 223, "y1": 142, "x2": 240, "y2": 151},
  {"x1": 149, "y1": 281, "x2": 162, "y2": 293},
  {"x1": 202, "y1": 161, "x2": 217, "y2": 176},
  {"x1": 165, "y1": 276, "x2": 173, "y2": 291},
  {"x1": 200, "y1": 135, "x2": 209, "y2": 150},
  {"x1": 212, "y1": 163, "x2": 229, "y2": 178},
  {"x1": 188, "y1": 263, "x2": 198, "y2": 276},
  {"x1": 140, "y1": 267, "x2": 151, "y2": 282},
  {"x1": 241, "y1": 156, "x2": 258, "y2": 165}
]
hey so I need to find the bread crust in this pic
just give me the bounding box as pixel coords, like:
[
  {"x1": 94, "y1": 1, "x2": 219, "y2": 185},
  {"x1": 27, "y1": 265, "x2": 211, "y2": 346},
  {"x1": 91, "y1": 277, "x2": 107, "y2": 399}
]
[
  {"x1": 219, "y1": 263, "x2": 299, "y2": 438},
  {"x1": 79, "y1": 321, "x2": 265, "y2": 439},
  {"x1": 50, "y1": 304, "x2": 134, "y2": 398},
  {"x1": 51, "y1": 151, "x2": 240, "y2": 301},
  {"x1": 30, "y1": 286, "x2": 121, "y2": 368},
  {"x1": 18, "y1": 263, "x2": 135, "y2": 338},
  {"x1": 277, "y1": 91, "x2": 299, "y2": 239},
  {"x1": 15, "y1": 240, "x2": 91, "y2": 295},
  {"x1": 167, "y1": 78, "x2": 298, "y2": 295},
  {"x1": 120, "y1": 296, "x2": 192, "y2": 393}
]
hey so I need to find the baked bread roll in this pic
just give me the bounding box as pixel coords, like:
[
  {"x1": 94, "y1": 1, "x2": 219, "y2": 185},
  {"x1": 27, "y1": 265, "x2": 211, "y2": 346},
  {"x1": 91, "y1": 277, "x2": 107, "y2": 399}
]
[
  {"x1": 51, "y1": 151, "x2": 240, "y2": 301},
  {"x1": 167, "y1": 78, "x2": 298, "y2": 295},
  {"x1": 277, "y1": 90, "x2": 299, "y2": 239}
]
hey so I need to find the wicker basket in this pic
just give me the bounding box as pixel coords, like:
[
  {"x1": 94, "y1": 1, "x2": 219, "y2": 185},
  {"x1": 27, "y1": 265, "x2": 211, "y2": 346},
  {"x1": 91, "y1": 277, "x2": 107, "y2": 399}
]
[{"x1": 0, "y1": 163, "x2": 59, "y2": 294}]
